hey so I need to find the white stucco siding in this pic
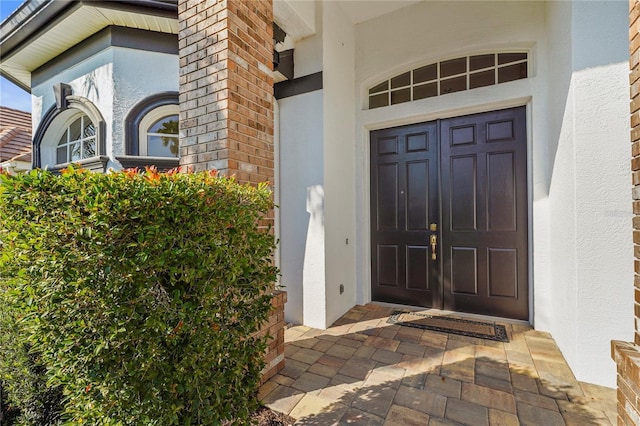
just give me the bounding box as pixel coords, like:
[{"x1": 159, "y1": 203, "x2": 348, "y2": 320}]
[
  {"x1": 571, "y1": 1, "x2": 632, "y2": 387},
  {"x1": 547, "y1": 80, "x2": 578, "y2": 371},
  {"x1": 32, "y1": 49, "x2": 115, "y2": 162},
  {"x1": 111, "y1": 47, "x2": 179, "y2": 158},
  {"x1": 574, "y1": 63, "x2": 632, "y2": 386},
  {"x1": 544, "y1": 0, "x2": 633, "y2": 388},
  {"x1": 278, "y1": 91, "x2": 325, "y2": 327},
  {"x1": 543, "y1": 0, "x2": 578, "y2": 377},
  {"x1": 322, "y1": 0, "x2": 357, "y2": 327},
  {"x1": 291, "y1": 0, "x2": 323, "y2": 78}
]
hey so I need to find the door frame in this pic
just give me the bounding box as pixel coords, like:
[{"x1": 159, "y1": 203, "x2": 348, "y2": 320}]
[{"x1": 359, "y1": 97, "x2": 534, "y2": 323}]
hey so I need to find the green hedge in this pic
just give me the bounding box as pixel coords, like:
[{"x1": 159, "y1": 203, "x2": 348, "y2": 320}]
[{"x1": 0, "y1": 167, "x2": 278, "y2": 425}]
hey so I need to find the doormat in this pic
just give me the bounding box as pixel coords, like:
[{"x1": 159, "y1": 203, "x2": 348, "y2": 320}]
[{"x1": 387, "y1": 311, "x2": 509, "y2": 342}]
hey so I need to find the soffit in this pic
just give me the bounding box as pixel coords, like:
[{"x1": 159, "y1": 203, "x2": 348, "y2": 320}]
[{"x1": 1, "y1": 3, "x2": 178, "y2": 91}]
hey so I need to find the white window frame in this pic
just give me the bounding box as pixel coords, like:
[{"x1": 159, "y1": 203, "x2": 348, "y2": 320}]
[
  {"x1": 55, "y1": 114, "x2": 97, "y2": 165},
  {"x1": 36, "y1": 95, "x2": 105, "y2": 170}
]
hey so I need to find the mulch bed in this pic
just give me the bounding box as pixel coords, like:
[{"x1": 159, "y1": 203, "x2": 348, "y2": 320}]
[{"x1": 249, "y1": 406, "x2": 295, "y2": 426}]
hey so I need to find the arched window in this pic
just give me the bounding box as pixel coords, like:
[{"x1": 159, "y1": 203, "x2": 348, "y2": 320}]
[
  {"x1": 33, "y1": 93, "x2": 107, "y2": 171},
  {"x1": 124, "y1": 92, "x2": 179, "y2": 156},
  {"x1": 56, "y1": 114, "x2": 97, "y2": 164},
  {"x1": 119, "y1": 92, "x2": 180, "y2": 171},
  {"x1": 368, "y1": 52, "x2": 528, "y2": 109},
  {"x1": 138, "y1": 105, "x2": 179, "y2": 158}
]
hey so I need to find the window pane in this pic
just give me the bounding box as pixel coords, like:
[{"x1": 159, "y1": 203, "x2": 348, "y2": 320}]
[
  {"x1": 69, "y1": 118, "x2": 82, "y2": 141},
  {"x1": 369, "y1": 81, "x2": 389, "y2": 94},
  {"x1": 149, "y1": 115, "x2": 179, "y2": 135},
  {"x1": 413, "y1": 82, "x2": 437, "y2": 100},
  {"x1": 413, "y1": 64, "x2": 437, "y2": 84},
  {"x1": 70, "y1": 142, "x2": 81, "y2": 161},
  {"x1": 470, "y1": 54, "x2": 495, "y2": 71},
  {"x1": 83, "y1": 139, "x2": 96, "y2": 158},
  {"x1": 83, "y1": 121, "x2": 96, "y2": 138},
  {"x1": 498, "y1": 52, "x2": 527, "y2": 65},
  {"x1": 498, "y1": 62, "x2": 528, "y2": 83},
  {"x1": 148, "y1": 135, "x2": 179, "y2": 157},
  {"x1": 440, "y1": 57, "x2": 466, "y2": 78},
  {"x1": 391, "y1": 88, "x2": 411, "y2": 105},
  {"x1": 369, "y1": 93, "x2": 388, "y2": 109},
  {"x1": 470, "y1": 70, "x2": 495, "y2": 89},
  {"x1": 57, "y1": 130, "x2": 68, "y2": 146},
  {"x1": 391, "y1": 72, "x2": 411, "y2": 89},
  {"x1": 440, "y1": 76, "x2": 466, "y2": 94},
  {"x1": 57, "y1": 146, "x2": 67, "y2": 164}
]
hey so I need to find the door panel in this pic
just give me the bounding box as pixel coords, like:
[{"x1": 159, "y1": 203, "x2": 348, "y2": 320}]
[
  {"x1": 450, "y1": 155, "x2": 477, "y2": 231},
  {"x1": 377, "y1": 245, "x2": 399, "y2": 286},
  {"x1": 488, "y1": 248, "x2": 518, "y2": 298},
  {"x1": 406, "y1": 246, "x2": 429, "y2": 290},
  {"x1": 451, "y1": 247, "x2": 478, "y2": 295},
  {"x1": 406, "y1": 160, "x2": 430, "y2": 230},
  {"x1": 441, "y1": 107, "x2": 528, "y2": 320},
  {"x1": 377, "y1": 164, "x2": 399, "y2": 230},
  {"x1": 487, "y1": 152, "x2": 516, "y2": 231},
  {"x1": 370, "y1": 106, "x2": 528, "y2": 320},
  {"x1": 371, "y1": 123, "x2": 440, "y2": 308}
]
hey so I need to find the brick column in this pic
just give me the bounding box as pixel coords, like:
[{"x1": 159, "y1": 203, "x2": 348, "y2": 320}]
[
  {"x1": 178, "y1": 0, "x2": 274, "y2": 186},
  {"x1": 178, "y1": 0, "x2": 283, "y2": 380},
  {"x1": 612, "y1": 1, "x2": 640, "y2": 424}
]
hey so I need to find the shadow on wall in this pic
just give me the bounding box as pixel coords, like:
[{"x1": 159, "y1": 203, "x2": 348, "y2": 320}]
[
  {"x1": 82, "y1": 71, "x2": 100, "y2": 101},
  {"x1": 545, "y1": 0, "x2": 628, "y2": 191}
]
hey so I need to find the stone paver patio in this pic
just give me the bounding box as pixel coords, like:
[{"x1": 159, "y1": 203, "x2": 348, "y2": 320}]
[{"x1": 259, "y1": 304, "x2": 616, "y2": 425}]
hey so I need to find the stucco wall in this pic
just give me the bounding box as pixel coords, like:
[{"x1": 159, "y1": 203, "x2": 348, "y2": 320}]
[
  {"x1": 544, "y1": 0, "x2": 578, "y2": 378},
  {"x1": 564, "y1": 1, "x2": 632, "y2": 387},
  {"x1": 32, "y1": 49, "x2": 114, "y2": 166},
  {"x1": 111, "y1": 47, "x2": 178, "y2": 159},
  {"x1": 322, "y1": 1, "x2": 357, "y2": 327},
  {"x1": 544, "y1": 0, "x2": 633, "y2": 388},
  {"x1": 31, "y1": 46, "x2": 178, "y2": 167},
  {"x1": 278, "y1": 91, "x2": 325, "y2": 327}
]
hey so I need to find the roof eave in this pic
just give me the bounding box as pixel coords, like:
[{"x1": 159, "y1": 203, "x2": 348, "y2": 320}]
[
  {"x1": 0, "y1": 69, "x2": 31, "y2": 93},
  {"x1": 0, "y1": 0, "x2": 178, "y2": 89}
]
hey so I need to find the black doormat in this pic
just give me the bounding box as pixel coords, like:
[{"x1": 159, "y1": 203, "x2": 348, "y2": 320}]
[{"x1": 387, "y1": 311, "x2": 509, "y2": 342}]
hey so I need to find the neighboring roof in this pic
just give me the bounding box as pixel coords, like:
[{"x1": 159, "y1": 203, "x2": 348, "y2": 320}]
[
  {"x1": 0, "y1": 106, "x2": 32, "y2": 163},
  {"x1": 0, "y1": 0, "x2": 178, "y2": 91}
]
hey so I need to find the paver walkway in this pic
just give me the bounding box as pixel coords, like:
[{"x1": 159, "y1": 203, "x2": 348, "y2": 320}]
[{"x1": 259, "y1": 304, "x2": 617, "y2": 425}]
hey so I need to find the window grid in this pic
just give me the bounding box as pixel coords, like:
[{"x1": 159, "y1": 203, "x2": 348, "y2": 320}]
[
  {"x1": 369, "y1": 52, "x2": 528, "y2": 109},
  {"x1": 56, "y1": 115, "x2": 97, "y2": 164}
]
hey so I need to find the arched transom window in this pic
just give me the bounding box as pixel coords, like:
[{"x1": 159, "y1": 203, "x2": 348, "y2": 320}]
[
  {"x1": 56, "y1": 114, "x2": 97, "y2": 164},
  {"x1": 368, "y1": 52, "x2": 528, "y2": 109}
]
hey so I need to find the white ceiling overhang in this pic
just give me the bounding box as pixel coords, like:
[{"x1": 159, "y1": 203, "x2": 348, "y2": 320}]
[
  {"x1": 273, "y1": 0, "x2": 421, "y2": 42},
  {"x1": 336, "y1": 0, "x2": 421, "y2": 25},
  {"x1": 1, "y1": 1, "x2": 178, "y2": 91}
]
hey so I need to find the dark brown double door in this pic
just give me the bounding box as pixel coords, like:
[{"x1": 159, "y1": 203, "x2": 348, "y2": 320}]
[{"x1": 371, "y1": 107, "x2": 528, "y2": 320}]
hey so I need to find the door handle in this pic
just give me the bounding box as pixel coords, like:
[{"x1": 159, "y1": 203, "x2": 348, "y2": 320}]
[{"x1": 430, "y1": 234, "x2": 437, "y2": 260}]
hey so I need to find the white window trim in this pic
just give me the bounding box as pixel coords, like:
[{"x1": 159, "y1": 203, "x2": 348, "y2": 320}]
[
  {"x1": 138, "y1": 104, "x2": 179, "y2": 157},
  {"x1": 36, "y1": 95, "x2": 106, "y2": 170},
  {"x1": 56, "y1": 114, "x2": 97, "y2": 164}
]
